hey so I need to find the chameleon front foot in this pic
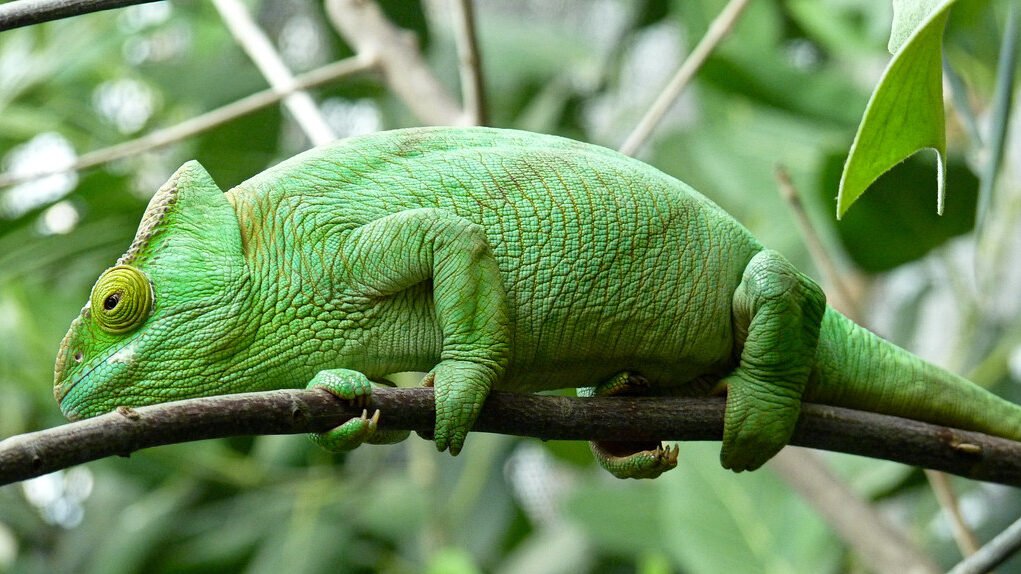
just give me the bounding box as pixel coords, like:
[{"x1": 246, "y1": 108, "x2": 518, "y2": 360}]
[
  {"x1": 307, "y1": 369, "x2": 409, "y2": 452},
  {"x1": 423, "y1": 359, "x2": 494, "y2": 456},
  {"x1": 580, "y1": 372, "x2": 679, "y2": 479}
]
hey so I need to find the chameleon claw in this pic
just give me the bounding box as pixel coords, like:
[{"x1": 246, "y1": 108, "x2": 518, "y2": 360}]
[
  {"x1": 666, "y1": 444, "x2": 679, "y2": 465},
  {"x1": 590, "y1": 440, "x2": 679, "y2": 479}
]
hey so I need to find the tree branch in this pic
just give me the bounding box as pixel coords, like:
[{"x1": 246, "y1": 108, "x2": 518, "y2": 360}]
[
  {"x1": 0, "y1": 0, "x2": 161, "y2": 31},
  {"x1": 0, "y1": 56, "x2": 374, "y2": 190},
  {"x1": 774, "y1": 165, "x2": 861, "y2": 319},
  {"x1": 948, "y1": 512, "x2": 1021, "y2": 574},
  {"x1": 451, "y1": 0, "x2": 487, "y2": 125},
  {"x1": 618, "y1": 0, "x2": 752, "y2": 156},
  {"x1": 324, "y1": 0, "x2": 464, "y2": 126},
  {"x1": 2, "y1": 388, "x2": 1020, "y2": 487},
  {"x1": 769, "y1": 449, "x2": 941, "y2": 574},
  {"x1": 213, "y1": 0, "x2": 336, "y2": 146}
]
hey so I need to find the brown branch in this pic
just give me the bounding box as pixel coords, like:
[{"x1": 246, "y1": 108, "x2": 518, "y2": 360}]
[
  {"x1": 774, "y1": 165, "x2": 861, "y2": 319},
  {"x1": 949, "y1": 512, "x2": 1021, "y2": 574},
  {"x1": 213, "y1": 0, "x2": 336, "y2": 146},
  {"x1": 451, "y1": 0, "x2": 487, "y2": 125},
  {"x1": 770, "y1": 449, "x2": 941, "y2": 574},
  {"x1": 0, "y1": 56, "x2": 374, "y2": 190},
  {"x1": 0, "y1": 0, "x2": 161, "y2": 32},
  {"x1": 2, "y1": 388, "x2": 1020, "y2": 487},
  {"x1": 926, "y1": 468, "x2": 982, "y2": 557},
  {"x1": 324, "y1": 0, "x2": 464, "y2": 126},
  {"x1": 618, "y1": 0, "x2": 752, "y2": 156}
]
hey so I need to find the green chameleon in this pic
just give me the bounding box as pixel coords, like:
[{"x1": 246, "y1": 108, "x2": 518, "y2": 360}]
[{"x1": 53, "y1": 127, "x2": 1021, "y2": 479}]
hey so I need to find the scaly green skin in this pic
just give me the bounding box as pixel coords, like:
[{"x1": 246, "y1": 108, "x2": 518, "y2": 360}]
[{"x1": 54, "y1": 127, "x2": 1021, "y2": 478}]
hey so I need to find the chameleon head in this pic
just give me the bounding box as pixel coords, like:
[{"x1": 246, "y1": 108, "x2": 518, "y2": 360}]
[{"x1": 54, "y1": 161, "x2": 255, "y2": 420}]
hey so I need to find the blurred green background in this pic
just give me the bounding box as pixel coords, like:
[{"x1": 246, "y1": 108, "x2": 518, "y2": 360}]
[{"x1": 1, "y1": 0, "x2": 1019, "y2": 572}]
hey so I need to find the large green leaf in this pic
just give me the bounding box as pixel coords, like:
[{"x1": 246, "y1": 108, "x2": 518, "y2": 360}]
[
  {"x1": 889, "y1": 0, "x2": 947, "y2": 53},
  {"x1": 837, "y1": 0, "x2": 956, "y2": 218},
  {"x1": 821, "y1": 152, "x2": 978, "y2": 272}
]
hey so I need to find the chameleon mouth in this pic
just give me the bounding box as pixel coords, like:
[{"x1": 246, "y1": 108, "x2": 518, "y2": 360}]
[
  {"x1": 54, "y1": 360, "x2": 101, "y2": 405},
  {"x1": 55, "y1": 375, "x2": 90, "y2": 421}
]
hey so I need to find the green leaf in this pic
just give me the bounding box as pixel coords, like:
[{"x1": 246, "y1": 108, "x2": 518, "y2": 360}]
[
  {"x1": 821, "y1": 152, "x2": 977, "y2": 272},
  {"x1": 837, "y1": 0, "x2": 956, "y2": 218},
  {"x1": 889, "y1": 0, "x2": 946, "y2": 53}
]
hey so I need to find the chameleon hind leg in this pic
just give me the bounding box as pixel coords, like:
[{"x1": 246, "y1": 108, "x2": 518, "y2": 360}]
[
  {"x1": 308, "y1": 369, "x2": 410, "y2": 451},
  {"x1": 579, "y1": 372, "x2": 679, "y2": 479},
  {"x1": 721, "y1": 249, "x2": 825, "y2": 472}
]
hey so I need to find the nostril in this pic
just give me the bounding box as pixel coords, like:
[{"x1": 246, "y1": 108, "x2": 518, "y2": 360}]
[{"x1": 74, "y1": 351, "x2": 83, "y2": 363}]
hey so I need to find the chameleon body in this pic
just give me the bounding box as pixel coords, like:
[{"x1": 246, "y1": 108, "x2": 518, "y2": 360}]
[{"x1": 54, "y1": 127, "x2": 1021, "y2": 478}]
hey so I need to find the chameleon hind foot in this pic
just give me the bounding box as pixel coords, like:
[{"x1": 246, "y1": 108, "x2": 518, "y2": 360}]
[
  {"x1": 591, "y1": 441, "x2": 679, "y2": 479},
  {"x1": 579, "y1": 372, "x2": 679, "y2": 479},
  {"x1": 720, "y1": 249, "x2": 825, "y2": 472},
  {"x1": 307, "y1": 369, "x2": 409, "y2": 452}
]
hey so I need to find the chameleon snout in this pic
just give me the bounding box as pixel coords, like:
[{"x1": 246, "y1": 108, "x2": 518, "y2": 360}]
[{"x1": 53, "y1": 316, "x2": 90, "y2": 416}]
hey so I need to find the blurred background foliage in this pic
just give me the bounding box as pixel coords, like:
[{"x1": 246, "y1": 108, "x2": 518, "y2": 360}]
[{"x1": 0, "y1": 0, "x2": 1019, "y2": 572}]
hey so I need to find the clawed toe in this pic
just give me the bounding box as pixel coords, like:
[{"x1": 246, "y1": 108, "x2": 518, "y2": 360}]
[{"x1": 590, "y1": 440, "x2": 679, "y2": 479}]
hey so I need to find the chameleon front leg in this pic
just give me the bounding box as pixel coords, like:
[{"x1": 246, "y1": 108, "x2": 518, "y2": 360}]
[
  {"x1": 308, "y1": 369, "x2": 410, "y2": 451},
  {"x1": 339, "y1": 208, "x2": 510, "y2": 455},
  {"x1": 578, "y1": 373, "x2": 679, "y2": 479},
  {"x1": 721, "y1": 249, "x2": 826, "y2": 471}
]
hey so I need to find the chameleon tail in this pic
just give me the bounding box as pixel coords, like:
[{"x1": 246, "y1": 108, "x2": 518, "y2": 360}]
[{"x1": 804, "y1": 307, "x2": 1021, "y2": 441}]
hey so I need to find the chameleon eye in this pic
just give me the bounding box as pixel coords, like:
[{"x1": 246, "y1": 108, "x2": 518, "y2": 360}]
[
  {"x1": 90, "y1": 265, "x2": 153, "y2": 334},
  {"x1": 104, "y1": 293, "x2": 121, "y2": 310}
]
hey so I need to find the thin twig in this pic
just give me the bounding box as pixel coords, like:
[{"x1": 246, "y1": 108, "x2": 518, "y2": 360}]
[
  {"x1": 450, "y1": 0, "x2": 487, "y2": 125},
  {"x1": 213, "y1": 0, "x2": 335, "y2": 146},
  {"x1": 948, "y1": 514, "x2": 1021, "y2": 574},
  {"x1": 3, "y1": 388, "x2": 1021, "y2": 487},
  {"x1": 0, "y1": 0, "x2": 161, "y2": 31},
  {"x1": 774, "y1": 165, "x2": 860, "y2": 319},
  {"x1": 943, "y1": 59, "x2": 983, "y2": 149},
  {"x1": 976, "y1": 3, "x2": 1018, "y2": 228},
  {"x1": 0, "y1": 56, "x2": 375, "y2": 190},
  {"x1": 325, "y1": 0, "x2": 463, "y2": 126},
  {"x1": 770, "y1": 449, "x2": 940, "y2": 574},
  {"x1": 926, "y1": 469, "x2": 981, "y2": 557},
  {"x1": 618, "y1": 0, "x2": 752, "y2": 156}
]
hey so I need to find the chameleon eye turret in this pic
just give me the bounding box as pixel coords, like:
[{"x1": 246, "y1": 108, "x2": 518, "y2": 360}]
[{"x1": 89, "y1": 265, "x2": 153, "y2": 334}]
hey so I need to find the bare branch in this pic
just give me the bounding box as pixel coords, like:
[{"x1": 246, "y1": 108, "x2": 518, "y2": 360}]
[
  {"x1": 774, "y1": 165, "x2": 861, "y2": 319},
  {"x1": 926, "y1": 469, "x2": 981, "y2": 557},
  {"x1": 0, "y1": 0, "x2": 160, "y2": 31},
  {"x1": 618, "y1": 0, "x2": 752, "y2": 156},
  {"x1": 0, "y1": 56, "x2": 374, "y2": 190},
  {"x1": 213, "y1": 0, "x2": 336, "y2": 146},
  {"x1": 451, "y1": 0, "x2": 487, "y2": 125},
  {"x1": 325, "y1": 0, "x2": 463, "y2": 126},
  {"x1": 949, "y1": 513, "x2": 1021, "y2": 574},
  {"x1": 3, "y1": 388, "x2": 1021, "y2": 488}
]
